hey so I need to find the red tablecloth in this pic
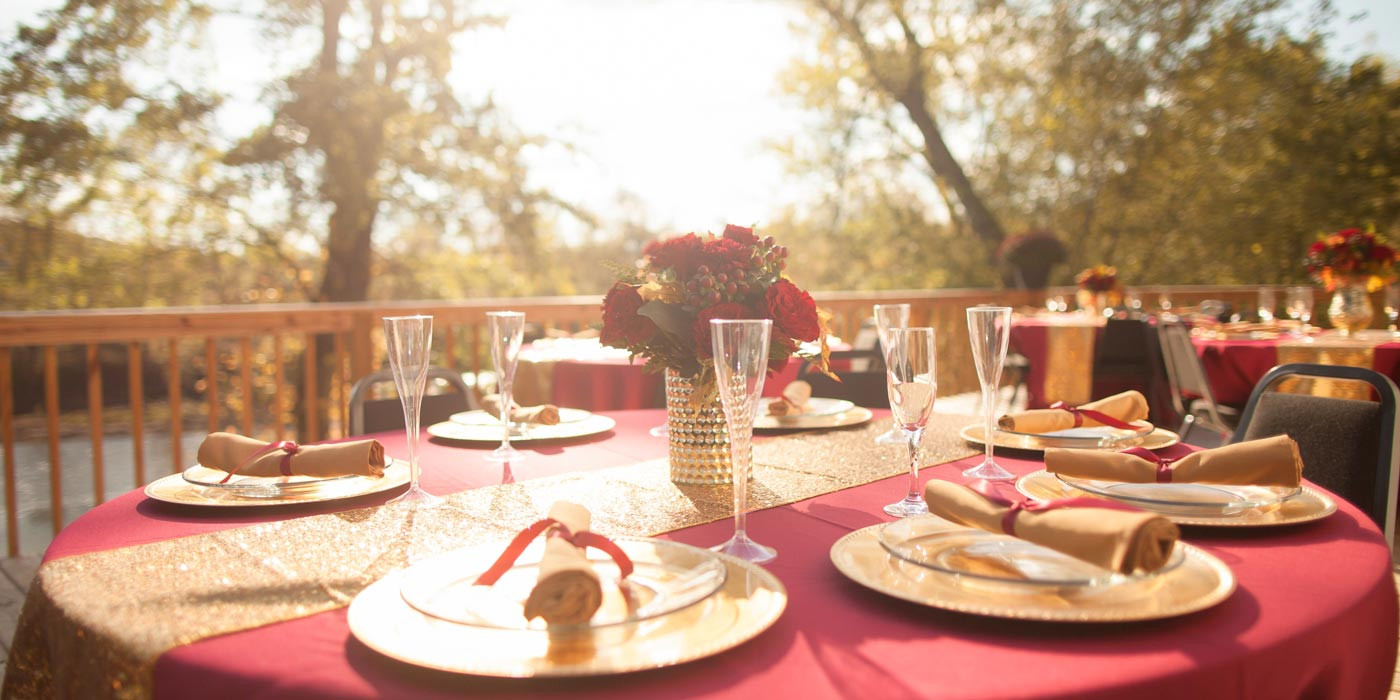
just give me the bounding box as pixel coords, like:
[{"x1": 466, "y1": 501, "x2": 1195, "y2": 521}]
[
  {"x1": 548, "y1": 358, "x2": 808, "y2": 411},
  {"x1": 40, "y1": 411, "x2": 1399, "y2": 699},
  {"x1": 1193, "y1": 337, "x2": 1400, "y2": 405}
]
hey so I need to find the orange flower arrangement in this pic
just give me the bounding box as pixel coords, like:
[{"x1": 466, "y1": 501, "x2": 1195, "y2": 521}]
[
  {"x1": 1075, "y1": 265, "x2": 1121, "y2": 293},
  {"x1": 1304, "y1": 227, "x2": 1397, "y2": 292}
]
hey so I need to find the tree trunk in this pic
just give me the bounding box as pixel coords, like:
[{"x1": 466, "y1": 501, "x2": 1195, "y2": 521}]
[{"x1": 902, "y1": 97, "x2": 1006, "y2": 246}]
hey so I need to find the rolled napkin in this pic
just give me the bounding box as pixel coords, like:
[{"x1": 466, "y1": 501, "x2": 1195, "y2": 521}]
[
  {"x1": 923, "y1": 480, "x2": 1180, "y2": 574},
  {"x1": 997, "y1": 390, "x2": 1149, "y2": 434},
  {"x1": 482, "y1": 394, "x2": 562, "y2": 425},
  {"x1": 767, "y1": 380, "x2": 813, "y2": 417},
  {"x1": 195, "y1": 432, "x2": 385, "y2": 479},
  {"x1": 1045, "y1": 434, "x2": 1302, "y2": 487},
  {"x1": 522, "y1": 502, "x2": 604, "y2": 626}
]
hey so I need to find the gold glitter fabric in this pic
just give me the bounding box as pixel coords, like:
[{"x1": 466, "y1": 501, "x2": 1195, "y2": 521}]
[
  {"x1": 1277, "y1": 340, "x2": 1378, "y2": 401},
  {"x1": 1043, "y1": 324, "x2": 1096, "y2": 406},
  {"x1": 3, "y1": 415, "x2": 978, "y2": 699}
]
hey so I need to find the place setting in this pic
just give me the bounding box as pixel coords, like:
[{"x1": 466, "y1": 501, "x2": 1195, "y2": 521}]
[
  {"x1": 754, "y1": 378, "x2": 874, "y2": 431},
  {"x1": 347, "y1": 500, "x2": 786, "y2": 677}
]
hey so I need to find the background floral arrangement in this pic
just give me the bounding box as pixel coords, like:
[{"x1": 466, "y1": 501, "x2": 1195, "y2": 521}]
[
  {"x1": 1304, "y1": 227, "x2": 1397, "y2": 292},
  {"x1": 1075, "y1": 264, "x2": 1121, "y2": 293},
  {"x1": 996, "y1": 230, "x2": 1068, "y2": 267},
  {"x1": 600, "y1": 225, "x2": 833, "y2": 396}
]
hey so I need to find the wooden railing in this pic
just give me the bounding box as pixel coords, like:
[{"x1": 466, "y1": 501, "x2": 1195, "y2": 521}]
[{"x1": 0, "y1": 285, "x2": 1273, "y2": 555}]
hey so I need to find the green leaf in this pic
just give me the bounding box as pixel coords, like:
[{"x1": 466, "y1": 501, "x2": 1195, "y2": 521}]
[{"x1": 637, "y1": 301, "x2": 694, "y2": 340}]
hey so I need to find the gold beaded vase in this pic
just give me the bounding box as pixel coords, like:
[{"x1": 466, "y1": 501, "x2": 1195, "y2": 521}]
[{"x1": 664, "y1": 369, "x2": 747, "y2": 484}]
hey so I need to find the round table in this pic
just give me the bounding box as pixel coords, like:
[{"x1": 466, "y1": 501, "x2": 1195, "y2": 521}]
[{"x1": 12, "y1": 410, "x2": 1398, "y2": 699}]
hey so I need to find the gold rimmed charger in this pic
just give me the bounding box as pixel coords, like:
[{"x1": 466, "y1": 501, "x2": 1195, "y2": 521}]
[
  {"x1": 427, "y1": 412, "x2": 617, "y2": 443},
  {"x1": 1016, "y1": 470, "x2": 1337, "y2": 527},
  {"x1": 754, "y1": 405, "x2": 874, "y2": 431},
  {"x1": 960, "y1": 424, "x2": 1180, "y2": 453},
  {"x1": 830, "y1": 523, "x2": 1235, "y2": 623},
  {"x1": 144, "y1": 460, "x2": 409, "y2": 507},
  {"x1": 347, "y1": 548, "x2": 786, "y2": 677}
]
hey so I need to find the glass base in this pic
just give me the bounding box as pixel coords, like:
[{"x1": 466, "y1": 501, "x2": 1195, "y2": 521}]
[
  {"x1": 874, "y1": 425, "x2": 904, "y2": 444},
  {"x1": 883, "y1": 495, "x2": 929, "y2": 518},
  {"x1": 485, "y1": 444, "x2": 525, "y2": 463},
  {"x1": 712, "y1": 532, "x2": 776, "y2": 563},
  {"x1": 388, "y1": 484, "x2": 444, "y2": 508},
  {"x1": 963, "y1": 460, "x2": 1016, "y2": 481},
  {"x1": 649, "y1": 424, "x2": 669, "y2": 438}
]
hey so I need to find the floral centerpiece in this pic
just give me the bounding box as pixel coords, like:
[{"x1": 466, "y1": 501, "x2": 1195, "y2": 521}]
[
  {"x1": 599, "y1": 224, "x2": 833, "y2": 484},
  {"x1": 1304, "y1": 227, "x2": 1398, "y2": 334},
  {"x1": 996, "y1": 230, "x2": 1067, "y2": 290},
  {"x1": 1074, "y1": 265, "x2": 1122, "y2": 314},
  {"x1": 1304, "y1": 227, "x2": 1396, "y2": 292}
]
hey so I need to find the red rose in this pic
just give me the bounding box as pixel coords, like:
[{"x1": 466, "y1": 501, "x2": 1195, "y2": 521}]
[
  {"x1": 1308, "y1": 241, "x2": 1325, "y2": 254},
  {"x1": 693, "y1": 302, "x2": 759, "y2": 358},
  {"x1": 600, "y1": 283, "x2": 656, "y2": 348},
  {"x1": 1338, "y1": 228, "x2": 1362, "y2": 239},
  {"x1": 1373, "y1": 245, "x2": 1395, "y2": 262},
  {"x1": 644, "y1": 233, "x2": 705, "y2": 279},
  {"x1": 722, "y1": 224, "x2": 758, "y2": 245},
  {"x1": 765, "y1": 279, "x2": 820, "y2": 342},
  {"x1": 703, "y1": 236, "x2": 752, "y2": 266}
]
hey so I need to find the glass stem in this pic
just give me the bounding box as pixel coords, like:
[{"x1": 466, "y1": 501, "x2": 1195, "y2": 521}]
[
  {"x1": 500, "y1": 380, "x2": 513, "y2": 450},
  {"x1": 730, "y1": 420, "x2": 752, "y2": 539},
  {"x1": 905, "y1": 428, "x2": 921, "y2": 501},
  {"x1": 405, "y1": 401, "x2": 420, "y2": 490},
  {"x1": 982, "y1": 385, "x2": 997, "y2": 465}
]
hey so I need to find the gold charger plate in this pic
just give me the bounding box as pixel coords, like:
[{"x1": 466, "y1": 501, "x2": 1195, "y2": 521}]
[
  {"x1": 754, "y1": 406, "x2": 874, "y2": 431},
  {"x1": 1016, "y1": 470, "x2": 1337, "y2": 527},
  {"x1": 830, "y1": 524, "x2": 1235, "y2": 622},
  {"x1": 144, "y1": 460, "x2": 409, "y2": 507},
  {"x1": 960, "y1": 424, "x2": 1180, "y2": 452},
  {"x1": 347, "y1": 549, "x2": 786, "y2": 677},
  {"x1": 427, "y1": 412, "x2": 617, "y2": 443}
]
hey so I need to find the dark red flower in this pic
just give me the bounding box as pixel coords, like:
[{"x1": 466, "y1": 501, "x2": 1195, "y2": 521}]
[
  {"x1": 600, "y1": 283, "x2": 656, "y2": 348},
  {"x1": 722, "y1": 224, "x2": 758, "y2": 246},
  {"x1": 693, "y1": 302, "x2": 759, "y2": 358},
  {"x1": 703, "y1": 236, "x2": 752, "y2": 267},
  {"x1": 1373, "y1": 245, "x2": 1395, "y2": 262},
  {"x1": 765, "y1": 279, "x2": 820, "y2": 342},
  {"x1": 644, "y1": 233, "x2": 705, "y2": 279}
]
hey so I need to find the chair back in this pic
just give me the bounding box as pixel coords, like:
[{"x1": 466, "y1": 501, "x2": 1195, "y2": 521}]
[
  {"x1": 1157, "y1": 320, "x2": 1232, "y2": 441},
  {"x1": 801, "y1": 349, "x2": 889, "y2": 408},
  {"x1": 348, "y1": 367, "x2": 476, "y2": 436},
  {"x1": 1090, "y1": 318, "x2": 1173, "y2": 423},
  {"x1": 1232, "y1": 363, "x2": 1400, "y2": 547}
]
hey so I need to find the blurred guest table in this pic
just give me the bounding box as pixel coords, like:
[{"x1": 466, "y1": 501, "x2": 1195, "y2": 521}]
[
  {"x1": 1009, "y1": 313, "x2": 1105, "y2": 408},
  {"x1": 7, "y1": 410, "x2": 1395, "y2": 699},
  {"x1": 512, "y1": 338, "x2": 841, "y2": 411},
  {"x1": 1192, "y1": 329, "x2": 1400, "y2": 405}
]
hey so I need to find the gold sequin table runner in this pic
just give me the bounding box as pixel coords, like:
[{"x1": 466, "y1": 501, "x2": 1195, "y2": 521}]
[{"x1": 4, "y1": 415, "x2": 977, "y2": 699}]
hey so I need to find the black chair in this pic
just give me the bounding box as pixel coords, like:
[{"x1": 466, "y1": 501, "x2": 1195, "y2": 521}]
[
  {"x1": 801, "y1": 349, "x2": 889, "y2": 408},
  {"x1": 1232, "y1": 363, "x2": 1400, "y2": 547},
  {"x1": 348, "y1": 367, "x2": 477, "y2": 435},
  {"x1": 1156, "y1": 320, "x2": 1237, "y2": 447},
  {"x1": 1090, "y1": 318, "x2": 1173, "y2": 424}
]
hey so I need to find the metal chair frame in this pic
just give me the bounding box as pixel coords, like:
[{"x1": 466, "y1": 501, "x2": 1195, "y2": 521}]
[
  {"x1": 1232, "y1": 363, "x2": 1400, "y2": 548},
  {"x1": 1157, "y1": 320, "x2": 1235, "y2": 443},
  {"x1": 347, "y1": 366, "x2": 475, "y2": 436}
]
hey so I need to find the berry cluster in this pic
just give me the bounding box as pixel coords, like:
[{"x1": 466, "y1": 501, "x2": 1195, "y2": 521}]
[{"x1": 680, "y1": 237, "x2": 789, "y2": 308}]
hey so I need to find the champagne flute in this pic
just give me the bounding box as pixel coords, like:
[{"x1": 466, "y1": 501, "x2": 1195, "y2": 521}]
[
  {"x1": 485, "y1": 311, "x2": 526, "y2": 463},
  {"x1": 964, "y1": 306, "x2": 1015, "y2": 481},
  {"x1": 873, "y1": 303, "x2": 911, "y2": 445},
  {"x1": 710, "y1": 319, "x2": 777, "y2": 563},
  {"x1": 882, "y1": 327, "x2": 936, "y2": 517},
  {"x1": 1285, "y1": 286, "x2": 1313, "y2": 335},
  {"x1": 383, "y1": 315, "x2": 442, "y2": 507}
]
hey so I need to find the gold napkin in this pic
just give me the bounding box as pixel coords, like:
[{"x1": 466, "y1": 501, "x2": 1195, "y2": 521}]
[
  {"x1": 767, "y1": 380, "x2": 813, "y2": 417},
  {"x1": 997, "y1": 390, "x2": 1149, "y2": 433},
  {"x1": 1045, "y1": 435, "x2": 1302, "y2": 487},
  {"x1": 482, "y1": 394, "x2": 562, "y2": 425},
  {"x1": 924, "y1": 480, "x2": 1179, "y2": 574},
  {"x1": 195, "y1": 432, "x2": 385, "y2": 479},
  {"x1": 523, "y1": 501, "x2": 603, "y2": 625}
]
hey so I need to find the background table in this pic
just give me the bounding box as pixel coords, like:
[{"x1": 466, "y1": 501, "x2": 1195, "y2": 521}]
[
  {"x1": 1193, "y1": 332, "x2": 1400, "y2": 405},
  {"x1": 1009, "y1": 314, "x2": 1103, "y2": 408},
  {"x1": 21, "y1": 410, "x2": 1399, "y2": 699}
]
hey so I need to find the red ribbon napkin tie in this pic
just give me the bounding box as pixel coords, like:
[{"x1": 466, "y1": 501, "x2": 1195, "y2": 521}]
[
  {"x1": 970, "y1": 480, "x2": 1145, "y2": 536},
  {"x1": 218, "y1": 440, "x2": 299, "y2": 484},
  {"x1": 1121, "y1": 446, "x2": 1178, "y2": 483},
  {"x1": 1048, "y1": 401, "x2": 1139, "y2": 431},
  {"x1": 474, "y1": 517, "x2": 635, "y2": 587}
]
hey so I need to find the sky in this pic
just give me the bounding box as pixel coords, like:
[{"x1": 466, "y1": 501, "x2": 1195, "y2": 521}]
[{"x1": 2, "y1": 0, "x2": 1397, "y2": 242}]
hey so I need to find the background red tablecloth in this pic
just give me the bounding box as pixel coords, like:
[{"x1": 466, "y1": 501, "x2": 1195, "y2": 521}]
[
  {"x1": 1193, "y1": 337, "x2": 1400, "y2": 405},
  {"x1": 40, "y1": 411, "x2": 1399, "y2": 699}
]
